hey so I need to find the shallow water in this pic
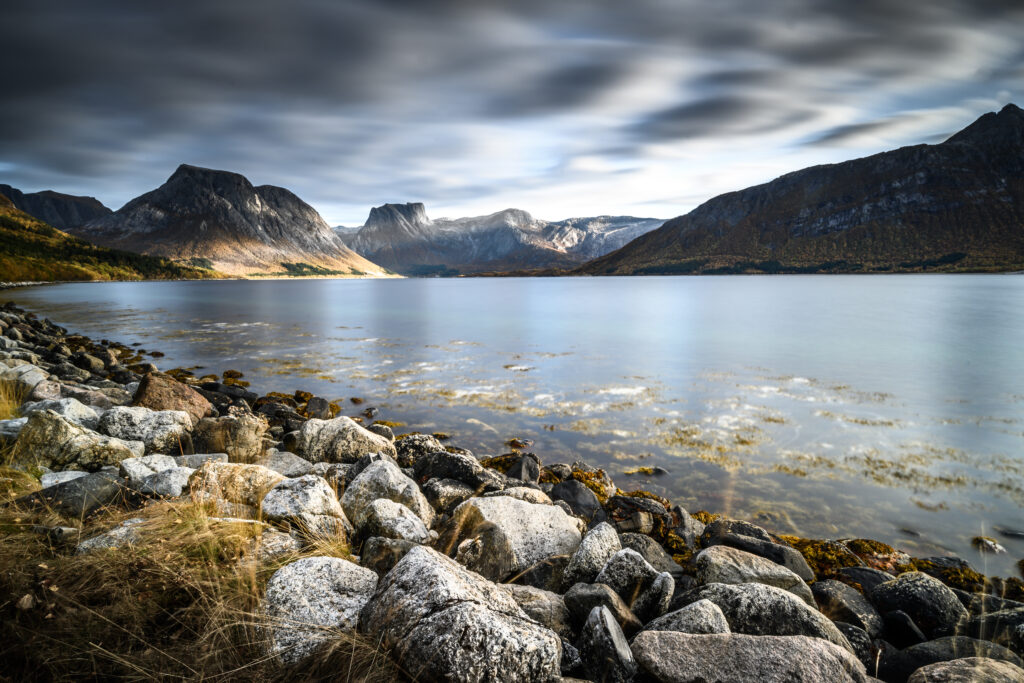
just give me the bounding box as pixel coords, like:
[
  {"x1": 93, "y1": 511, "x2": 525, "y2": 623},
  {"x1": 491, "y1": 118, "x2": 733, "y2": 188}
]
[{"x1": 7, "y1": 275, "x2": 1024, "y2": 575}]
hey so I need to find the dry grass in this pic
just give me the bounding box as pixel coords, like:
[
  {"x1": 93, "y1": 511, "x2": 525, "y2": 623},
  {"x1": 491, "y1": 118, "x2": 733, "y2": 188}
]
[
  {"x1": 0, "y1": 487, "x2": 404, "y2": 681},
  {"x1": 0, "y1": 379, "x2": 26, "y2": 421}
]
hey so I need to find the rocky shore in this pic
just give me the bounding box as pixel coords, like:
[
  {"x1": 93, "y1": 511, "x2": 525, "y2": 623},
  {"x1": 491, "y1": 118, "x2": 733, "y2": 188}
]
[{"x1": 1, "y1": 300, "x2": 1023, "y2": 682}]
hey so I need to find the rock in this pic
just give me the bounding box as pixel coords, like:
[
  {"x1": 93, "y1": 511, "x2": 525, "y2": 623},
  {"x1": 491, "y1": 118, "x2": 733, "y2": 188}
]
[
  {"x1": 563, "y1": 582, "x2": 643, "y2": 636},
  {"x1": 76, "y1": 518, "x2": 146, "y2": 553},
  {"x1": 0, "y1": 417, "x2": 27, "y2": 443},
  {"x1": 256, "y1": 449, "x2": 314, "y2": 477},
  {"x1": 868, "y1": 572, "x2": 968, "y2": 639},
  {"x1": 596, "y1": 548, "x2": 674, "y2": 623},
  {"x1": 131, "y1": 372, "x2": 214, "y2": 426},
  {"x1": 508, "y1": 554, "x2": 570, "y2": 593},
  {"x1": 59, "y1": 384, "x2": 118, "y2": 409},
  {"x1": 835, "y1": 622, "x2": 875, "y2": 672},
  {"x1": 813, "y1": 579, "x2": 883, "y2": 637},
  {"x1": 620, "y1": 532, "x2": 684, "y2": 579},
  {"x1": 669, "y1": 505, "x2": 706, "y2": 549},
  {"x1": 174, "y1": 453, "x2": 228, "y2": 468},
  {"x1": 439, "y1": 496, "x2": 581, "y2": 581},
  {"x1": 359, "y1": 545, "x2": 561, "y2": 682},
  {"x1": 71, "y1": 352, "x2": 105, "y2": 375},
  {"x1": 840, "y1": 566, "x2": 896, "y2": 593},
  {"x1": 10, "y1": 410, "x2": 144, "y2": 471},
  {"x1": 188, "y1": 461, "x2": 284, "y2": 508},
  {"x1": 673, "y1": 582, "x2": 854, "y2": 653},
  {"x1": 550, "y1": 479, "x2": 602, "y2": 520},
  {"x1": 296, "y1": 416, "x2": 396, "y2": 464},
  {"x1": 28, "y1": 380, "x2": 62, "y2": 401},
  {"x1": 361, "y1": 499, "x2": 432, "y2": 543},
  {"x1": 578, "y1": 605, "x2": 637, "y2": 683},
  {"x1": 560, "y1": 641, "x2": 583, "y2": 678},
  {"x1": 422, "y1": 477, "x2": 476, "y2": 514},
  {"x1": 21, "y1": 398, "x2": 100, "y2": 430},
  {"x1": 137, "y1": 466, "x2": 194, "y2": 498},
  {"x1": 504, "y1": 584, "x2": 572, "y2": 640},
  {"x1": 359, "y1": 536, "x2": 418, "y2": 576},
  {"x1": 696, "y1": 544, "x2": 815, "y2": 607},
  {"x1": 340, "y1": 459, "x2": 433, "y2": 531},
  {"x1": 412, "y1": 448, "x2": 503, "y2": 491},
  {"x1": 263, "y1": 556, "x2": 378, "y2": 665},
  {"x1": 631, "y1": 631, "x2": 869, "y2": 683},
  {"x1": 907, "y1": 657, "x2": 1024, "y2": 683},
  {"x1": 192, "y1": 414, "x2": 268, "y2": 463},
  {"x1": 878, "y1": 636, "x2": 1023, "y2": 683},
  {"x1": 966, "y1": 606, "x2": 1024, "y2": 655},
  {"x1": 260, "y1": 474, "x2": 350, "y2": 539},
  {"x1": 486, "y1": 452, "x2": 541, "y2": 484},
  {"x1": 118, "y1": 454, "x2": 178, "y2": 485},
  {"x1": 394, "y1": 433, "x2": 445, "y2": 467},
  {"x1": 98, "y1": 406, "x2": 193, "y2": 455},
  {"x1": 605, "y1": 494, "x2": 676, "y2": 538},
  {"x1": 17, "y1": 471, "x2": 129, "y2": 517},
  {"x1": 366, "y1": 423, "x2": 393, "y2": 441},
  {"x1": 482, "y1": 486, "x2": 552, "y2": 505},
  {"x1": 699, "y1": 518, "x2": 774, "y2": 545},
  {"x1": 642, "y1": 598, "x2": 731, "y2": 636},
  {"x1": 0, "y1": 363, "x2": 48, "y2": 394},
  {"x1": 561, "y1": 521, "x2": 622, "y2": 589},
  {"x1": 303, "y1": 396, "x2": 332, "y2": 419},
  {"x1": 254, "y1": 529, "x2": 303, "y2": 560},
  {"x1": 704, "y1": 531, "x2": 816, "y2": 582},
  {"x1": 39, "y1": 470, "x2": 88, "y2": 488},
  {"x1": 960, "y1": 591, "x2": 1024, "y2": 617},
  {"x1": 882, "y1": 609, "x2": 928, "y2": 648}
]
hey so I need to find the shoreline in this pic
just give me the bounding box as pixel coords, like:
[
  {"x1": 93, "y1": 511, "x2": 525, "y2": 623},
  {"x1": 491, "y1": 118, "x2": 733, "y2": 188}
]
[{"x1": 1, "y1": 298, "x2": 1022, "y2": 680}]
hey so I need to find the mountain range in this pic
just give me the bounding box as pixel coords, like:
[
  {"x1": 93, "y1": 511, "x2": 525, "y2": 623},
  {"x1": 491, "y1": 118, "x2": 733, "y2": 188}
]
[
  {"x1": 580, "y1": 103, "x2": 1024, "y2": 275},
  {"x1": 0, "y1": 184, "x2": 112, "y2": 232},
  {"x1": 65, "y1": 165, "x2": 391, "y2": 277},
  {"x1": 340, "y1": 203, "x2": 664, "y2": 275}
]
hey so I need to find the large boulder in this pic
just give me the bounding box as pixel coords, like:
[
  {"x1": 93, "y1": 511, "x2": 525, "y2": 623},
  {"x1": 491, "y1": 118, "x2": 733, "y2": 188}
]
[
  {"x1": 595, "y1": 548, "x2": 674, "y2": 623},
  {"x1": 966, "y1": 606, "x2": 1024, "y2": 655},
  {"x1": 696, "y1": 544, "x2": 815, "y2": 607},
  {"x1": 673, "y1": 582, "x2": 854, "y2": 653},
  {"x1": 879, "y1": 636, "x2": 1023, "y2": 682},
  {"x1": 642, "y1": 599, "x2": 731, "y2": 636},
  {"x1": 361, "y1": 499, "x2": 432, "y2": 543},
  {"x1": 295, "y1": 416, "x2": 396, "y2": 463},
  {"x1": 907, "y1": 657, "x2": 1024, "y2": 683},
  {"x1": 503, "y1": 584, "x2": 572, "y2": 640},
  {"x1": 439, "y1": 496, "x2": 582, "y2": 581},
  {"x1": 412, "y1": 448, "x2": 503, "y2": 491},
  {"x1": 359, "y1": 545, "x2": 561, "y2": 682},
  {"x1": 263, "y1": 556, "x2": 378, "y2": 665},
  {"x1": 98, "y1": 406, "x2": 193, "y2": 455},
  {"x1": 137, "y1": 466, "x2": 194, "y2": 498},
  {"x1": 631, "y1": 631, "x2": 869, "y2": 682},
  {"x1": 261, "y1": 474, "x2": 351, "y2": 539},
  {"x1": 131, "y1": 372, "x2": 214, "y2": 426},
  {"x1": 188, "y1": 461, "x2": 284, "y2": 508},
  {"x1": 10, "y1": 410, "x2": 143, "y2": 471},
  {"x1": 17, "y1": 471, "x2": 129, "y2": 517},
  {"x1": 340, "y1": 459, "x2": 433, "y2": 531},
  {"x1": 561, "y1": 521, "x2": 621, "y2": 589},
  {"x1": 192, "y1": 414, "x2": 268, "y2": 463},
  {"x1": 21, "y1": 398, "x2": 100, "y2": 430},
  {"x1": 578, "y1": 605, "x2": 637, "y2": 683},
  {"x1": 0, "y1": 363, "x2": 48, "y2": 395},
  {"x1": 812, "y1": 579, "x2": 883, "y2": 637},
  {"x1": 868, "y1": 572, "x2": 968, "y2": 639},
  {"x1": 119, "y1": 454, "x2": 179, "y2": 485},
  {"x1": 563, "y1": 582, "x2": 643, "y2": 636}
]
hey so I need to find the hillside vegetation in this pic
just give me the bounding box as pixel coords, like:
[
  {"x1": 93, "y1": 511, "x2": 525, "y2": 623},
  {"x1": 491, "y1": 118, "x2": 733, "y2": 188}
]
[{"x1": 0, "y1": 194, "x2": 221, "y2": 281}]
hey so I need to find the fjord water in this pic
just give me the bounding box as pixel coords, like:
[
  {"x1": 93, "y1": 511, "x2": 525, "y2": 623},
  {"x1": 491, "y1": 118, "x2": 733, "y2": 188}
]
[{"x1": 8, "y1": 275, "x2": 1024, "y2": 574}]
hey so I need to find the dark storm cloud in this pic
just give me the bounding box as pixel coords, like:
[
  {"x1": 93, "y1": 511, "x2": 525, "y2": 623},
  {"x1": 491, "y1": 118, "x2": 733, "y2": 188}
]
[{"x1": 1, "y1": 0, "x2": 1022, "y2": 221}]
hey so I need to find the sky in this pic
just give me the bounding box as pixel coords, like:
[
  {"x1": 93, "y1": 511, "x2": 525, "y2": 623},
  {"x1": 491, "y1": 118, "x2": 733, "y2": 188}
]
[{"x1": 2, "y1": 0, "x2": 1023, "y2": 226}]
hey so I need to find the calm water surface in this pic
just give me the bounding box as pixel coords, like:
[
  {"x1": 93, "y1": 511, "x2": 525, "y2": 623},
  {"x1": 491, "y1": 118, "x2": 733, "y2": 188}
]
[{"x1": 7, "y1": 275, "x2": 1024, "y2": 575}]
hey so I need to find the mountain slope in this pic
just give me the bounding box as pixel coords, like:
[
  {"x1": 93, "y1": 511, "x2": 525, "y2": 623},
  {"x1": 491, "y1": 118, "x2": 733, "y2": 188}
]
[
  {"x1": 342, "y1": 202, "x2": 663, "y2": 275},
  {"x1": 70, "y1": 165, "x2": 392, "y2": 277},
  {"x1": 0, "y1": 184, "x2": 112, "y2": 231},
  {"x1": 0, "y1": 193, "x2": 219, "y2": 281},
  {"x1": 578, "y1": 104, "x2": 1024, "y2": 275}
]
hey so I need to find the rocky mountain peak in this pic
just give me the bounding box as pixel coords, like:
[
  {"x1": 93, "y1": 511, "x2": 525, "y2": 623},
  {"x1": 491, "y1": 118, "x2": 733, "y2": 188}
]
[
  {"x1": 944, "y1": 102, "x2": 1024, "y2": 148},
  {"x1": 365, "y1": 202, "x2": 431, "y2": 229},
  {"x1": 164, "y1": 164, "x2": 257, "y2": 198}
]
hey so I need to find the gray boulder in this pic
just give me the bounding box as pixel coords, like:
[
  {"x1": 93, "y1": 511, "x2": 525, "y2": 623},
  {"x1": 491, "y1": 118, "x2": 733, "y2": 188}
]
[
  {"x1": 21, "y1": 397, "x2": 100, "y2": 430},
  {"x1": 696, "y1": 544, "x2": 815, "y2": 607},
  {"x1": 263, "y1": 556, "x2": 378, "y2": 665},
  {"x1": 504, "y1": 584, "x2": 572, "y2": 640},
  {"x1": 341, "y1": 459, "x2": 433, "y2": 531},
  {"x1": 174, "y1": 453, "x2": 228, "y2": 468},
  {"x1": 422, "y1": 477, "x2": 476, "y2": 514},
  {"x1": 192, "y1": 413, "x2": 268, "y2": 463},
  {"x1": 119, "y1": 454, "x2": 178, "y2": 485},
  {"x1": 673, "y1": 582, "x2": 854, "y2": 653},
  {"x1": 813, "y1": 579, "x2": 883, "y2": 637},
  {"x1": 0, "y1": 416, "x2": 27, "y2": 443},
  {"x1": 359, "y1": 545, "x2": 561, "y2": 682},
  {"x1": 137, "y1": 466, "x2": 194, "y2": 498},
  {"x1": 563, "y1": 582, "x2": 643, "y2": 636},
  {"x1": 0, "y1": 363, "x2": 48, "y2": 394},
  {"x1": 868, "y1": 572, "x2": 968, "y2": 639},
  {"x1": 361, "y1": 499, "x2": 432, "y2": 543},
  {"x1": 17, "y1": 470, "x2": 129, "y2": 517},
  {"x1": 394, "y1": 433, "x2": 445, "y2": 467},
  {"x1": 620, "y1": 531, "x2": 685, "y2": 579},
  {"x1": 966, "y1": 606, "x2": 1024, "y2": 655},
  {"x1": 360, "y1": 536, "x2": 418, "y2": 576},
  {"x1": 642, "y1": 598, "x2": 730, "y2": 636},
  {"x1": 10, "y1": 410, "x2": 144, "y2": 471},
  {"x1": 595, "y1": 548, "x2": 674, "y2": 623},
  {"x1": 441, "y1": 496, "x2": 582, "y2": 581},
  {"x1": 296, "y1": 416, "x2": 396, "y2": 463},
  {"x1": 631, "y1": 631, "x2": 868, "y2": 682},
  {"x1": 98, "y1": 406, "x2": 193, "y2": 454},
  {"x1": 907, "y1": 657, "x2": 1024, "y2": 683},
  {"x1": 703, "y1": 530, "x2": 814, "y2": 582},
  {"x1": 76, "y1": 517, "x2": 146, "y2": 554},
  {"x1": 40, "y1": 470, "x2": 88, "y2": 488},
  {"x1": 561, "y1": 521, "x2": 621, "y2": 590},
  {"x1": 256, "y1": 449, "x2": 314, "y2": 477},
  {"x1": 578, "y1": 606, "x2": 637, "y2": 683},
  {"x1": 879, "y1": 636, "x2": 1023, "y2": 682},
  {"x1": 261, "y1": 474, "x2": 351, "y2": 539}
]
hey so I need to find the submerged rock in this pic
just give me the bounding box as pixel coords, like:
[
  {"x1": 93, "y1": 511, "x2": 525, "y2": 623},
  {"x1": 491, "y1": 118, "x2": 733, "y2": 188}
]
[
  {"x1": 263, "y1": 556, "x2": 378, "y2": 666},
  {"x1": 359, "y1": 545, "x2": 562, "y2": 682}
]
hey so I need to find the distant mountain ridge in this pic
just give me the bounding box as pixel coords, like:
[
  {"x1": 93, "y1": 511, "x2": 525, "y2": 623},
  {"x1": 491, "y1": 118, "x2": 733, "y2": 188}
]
[
  {"x1": 0, "y1": 184, "x2": 112, "y2": 231},
  {"x1": 341, "y1": 202, "x2": 663, "y2": 275},
  {"x1": 68, "y1": 165, "x2": 391, "y2": 276},
  {"x1": 579, "y1": 104, "x2": 1024, "y2": 275}
]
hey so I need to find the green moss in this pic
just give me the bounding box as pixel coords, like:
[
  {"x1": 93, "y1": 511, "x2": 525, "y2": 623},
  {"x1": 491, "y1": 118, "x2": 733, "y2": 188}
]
[
  {"x1": 616, "y1": 488, "x2": 671, "y2": 508},
  {"x1": 480, "y1": 454, "x2": 519, "y2": 474},
  {"x1": 906, "y1": 558, "x2": 987, "y2": 593},
  {"x1": 432, "y1": 432, "x2": 451, "y2": 441},
  {"x1": 690, "y1": 510, "x2": 721, "y2": 525},
  {"x1": 623, "y1": 466, "x2": 657, "y2": 476},
  {"x1": 780, "y1": 535, "x2": 863, "y2": 579},
  {"x1": 221, "y1": 370, "x2": 244, "y2": 380},
  {"x1": 570, "y1": 469, "x2": 611, "y2": 504},
  {"x1": 538, "y1": 468, "x2": 561, "y2": 484},
  {"x1": 293, "y1": 390, "x2": 313, "y2": 404},
  {"x1": 371, "y1": 420, "x2": 406, "y2": 429}
]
